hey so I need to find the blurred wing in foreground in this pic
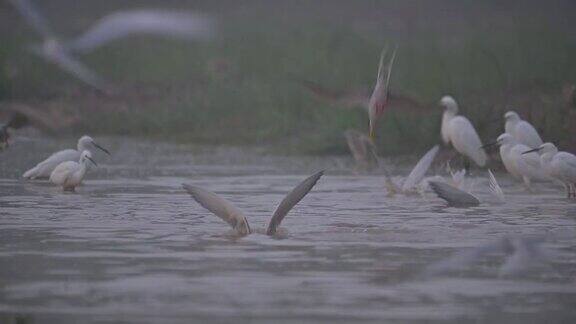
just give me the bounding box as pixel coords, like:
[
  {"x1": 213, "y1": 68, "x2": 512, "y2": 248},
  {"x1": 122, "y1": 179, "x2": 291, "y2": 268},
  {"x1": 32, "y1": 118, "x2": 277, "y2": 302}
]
[
  {"x1": 266, "y1": 171, "x2": 324, "y2": 235},
  {"x1": 68, "y1": 10, "x2": 216, "y2": 53}
]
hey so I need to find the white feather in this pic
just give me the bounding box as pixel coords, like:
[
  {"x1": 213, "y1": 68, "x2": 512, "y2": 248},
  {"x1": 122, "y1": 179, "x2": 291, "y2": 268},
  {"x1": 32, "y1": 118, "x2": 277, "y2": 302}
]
[
  {"x1": 487, "y1": 169, "x2": 505, "y2": 202},
  {"x1": 402, "y1": 145, "x2": 439, "y2": 191}
]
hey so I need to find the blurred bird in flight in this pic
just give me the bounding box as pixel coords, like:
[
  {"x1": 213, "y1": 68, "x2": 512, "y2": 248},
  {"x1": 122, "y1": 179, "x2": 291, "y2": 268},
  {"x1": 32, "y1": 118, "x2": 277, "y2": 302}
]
[{"x1": 9, "y1": 0, "x2": 215, "y2": 93}]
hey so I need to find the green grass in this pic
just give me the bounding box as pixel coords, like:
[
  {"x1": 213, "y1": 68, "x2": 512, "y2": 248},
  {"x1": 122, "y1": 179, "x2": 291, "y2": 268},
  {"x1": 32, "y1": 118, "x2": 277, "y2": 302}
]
[{"x1": 1, "y1": 0, "x2": 575, "y2": 155}]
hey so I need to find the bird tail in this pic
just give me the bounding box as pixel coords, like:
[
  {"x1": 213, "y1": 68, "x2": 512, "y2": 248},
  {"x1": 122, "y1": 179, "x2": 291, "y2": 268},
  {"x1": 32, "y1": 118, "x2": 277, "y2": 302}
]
[{"x1": 23, "y1": 166, "x2": 39, "y2": 179}]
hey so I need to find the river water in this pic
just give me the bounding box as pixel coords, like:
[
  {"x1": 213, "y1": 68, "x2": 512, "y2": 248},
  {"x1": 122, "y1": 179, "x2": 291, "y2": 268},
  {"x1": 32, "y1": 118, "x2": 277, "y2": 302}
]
[{"x1": 1, "y1": 137, "x2": 575, "y2": 323}]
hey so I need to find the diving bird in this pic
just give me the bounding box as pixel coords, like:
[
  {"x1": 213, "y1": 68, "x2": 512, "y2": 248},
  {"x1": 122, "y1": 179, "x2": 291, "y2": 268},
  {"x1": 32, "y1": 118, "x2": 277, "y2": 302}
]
[
  {"x1": 368, "y1": 45, "x2": 397, "y2": 139},
  {"x1": 485, "y1": 133, "x2": 549, "y2": 189},
  {"x1": 384, "y1": 145, "x2": 440, "y2": 195},
  {"x1": 504, "y1": 111, "x2": 543, "y2": 149},
  {"x1": 524, "y1": 143, "x2": 576, "y2": 198},
  {"x1": 296, "y1": 79, "x2": 425, "y2": 113},
  {"x1": 9, "y1": 0, "x2": 215, "y2": 91},
  {"x1": 23, "y1": 135, "x2": 110, "y2": 179},
  {"x1": 439, "y1": 96, "x2": 487, "y2": 167},
  {"x1": 424, "y1": 235, "x2": 553, "y2": 277},
  {"x1": 183, "y1": 171, "x2": 324, "y2": 237},
  {"x1": 429, "y1": 169, "x2": 504, "y2": 207},
  {"x1": 0, "y1": 112, "x2": 30, "y2": 151},
  {"x1": 49, "y1": 150, "x2": 97, "y2": 191}
]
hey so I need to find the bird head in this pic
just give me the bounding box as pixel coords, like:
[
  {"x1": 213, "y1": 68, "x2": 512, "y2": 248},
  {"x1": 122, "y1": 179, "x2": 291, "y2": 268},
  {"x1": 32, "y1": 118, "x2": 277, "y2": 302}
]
[
  {"x1": 440, "y1": 96, "x2": 458, "y2": 113},
  {"x1": 80, "y1": 150, "x2": 97, "y2": 166},
  {"x1": 504, "y1": 111, "x2": 520, "y2": 123},
  {"x1": 78, "y1": 135, "x2": 110, "y2": 155}
]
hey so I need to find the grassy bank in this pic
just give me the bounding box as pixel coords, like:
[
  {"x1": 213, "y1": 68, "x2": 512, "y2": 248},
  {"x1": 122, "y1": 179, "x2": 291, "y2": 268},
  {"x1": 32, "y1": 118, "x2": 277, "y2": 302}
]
[{"x1": 1, "y1": 0, "x2": 575, "y2": 155}]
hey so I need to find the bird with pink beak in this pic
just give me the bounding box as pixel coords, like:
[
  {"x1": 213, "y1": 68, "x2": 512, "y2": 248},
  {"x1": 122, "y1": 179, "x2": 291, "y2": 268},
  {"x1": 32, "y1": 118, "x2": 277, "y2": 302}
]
[{"x1": 368, "y1": 45, "x2": 397, "y2": 139}]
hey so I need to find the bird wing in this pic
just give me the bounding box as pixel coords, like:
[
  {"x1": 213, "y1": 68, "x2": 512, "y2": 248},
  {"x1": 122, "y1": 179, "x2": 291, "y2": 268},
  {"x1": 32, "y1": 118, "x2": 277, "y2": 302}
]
[
  {"x1": 449, "y1": 116, "x2": 487, "y2": 167},
  {"x1": 515, "y1": 121, "x2": 543, "y2": 149},
  {"x1": 68, "y1": 10, "x2": 215, "y2": 53},
  {"x1": 429, "y1": 181, "x2": 480, "y2": 207},
  {"x1": 557, "y1": 152, "x2": 576, "y2": 171},
  {"x1": 487, "y1": 169, "x2": 505, "y2": 202},
  {"x1": 296, "y1": 79, "x2": 369, "y2": 108},
  {"x1": 8, "y1": 0, "x2": 55, "y2": 38},
  {"x1": 49, "y1": 161, "x2": 77, "y2": 184},
  {"x1": 402, "y1": 145, "x2": 439, "y2": 191},
  {"x1": 182, "y1": 184, "x2": 250, "y2": 235},
  {"x1": 42, "y1": 50, "x2": 110, "y2": 92},
  {"x1": 266, "y1": 171, "x2": 324, "y2": 235},
  {"x1": 382, "y1": 46, "x2": 398, "y2": 93}
]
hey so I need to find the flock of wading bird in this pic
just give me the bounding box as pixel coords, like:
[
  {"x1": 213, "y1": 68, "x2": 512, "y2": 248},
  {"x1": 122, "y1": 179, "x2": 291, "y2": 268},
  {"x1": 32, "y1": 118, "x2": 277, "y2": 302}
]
[{"x1": 1, "y1": 0, "x2": 575, "y2": 251}]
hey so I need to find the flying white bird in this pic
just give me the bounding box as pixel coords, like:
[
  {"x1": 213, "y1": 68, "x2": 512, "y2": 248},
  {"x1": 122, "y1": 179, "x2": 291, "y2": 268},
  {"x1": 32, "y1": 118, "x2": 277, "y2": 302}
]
[
  {"x1": 424, "y1": 235, "x2": 553, "y2": 277},
  {"x1": 504, "y1": 111, "x2": 543, "y2": 149},
  {"x1": 9, "y1": 0, "x2": 215, "y2": 91},
  {"x1": 524, "y1": 143, "x2": 576, "y2": 198},
  {"x1": 49, "y1": 150, "x2": 97, "y2": 191},
  {"x1": 428, "y1": 169, "x2": 504, "y2": 207},
  {"x1": 182, "y1": 171, "x2": 324, "y2": 237},
  {"x1": 23, "y1": 135, "x2": 110, "y2": 179},
  {"x1": 485, "y1": 133, "x2": 549, "y2": 189},
  {"x1": 368, "y1": 45, "x2": 397, "y2": 139},
  {"x1": 439, "y1": 96, "x2": 487, "y2": 167}
]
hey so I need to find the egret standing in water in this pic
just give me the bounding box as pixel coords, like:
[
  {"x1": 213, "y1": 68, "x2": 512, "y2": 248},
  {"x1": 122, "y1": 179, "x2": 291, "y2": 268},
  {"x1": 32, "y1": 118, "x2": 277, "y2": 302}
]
[
  {"x1": 440, "y1": 96, "x2": 487, "y2": 167},
  {"x1": 183, "y1": 171, "x2": 323, "y2": 237},
  {"x1": 50, "y1": 150, "x2": 97, "y2": 191},
  {"x1": 504, "y1": 111, "x2": 543, "y2": 149},
  {"x1": 524, "y1": 143, "x2": 576, "y2": 198},
  {"x1": 368, "y1": 45, "x2": 397, "y2": 139},
  {"x1": 485, "y1": 133, "x2": 549, "y2": 190},
  {"x1": 23, "y1": 135, "x2": 109, "y2": 179}
]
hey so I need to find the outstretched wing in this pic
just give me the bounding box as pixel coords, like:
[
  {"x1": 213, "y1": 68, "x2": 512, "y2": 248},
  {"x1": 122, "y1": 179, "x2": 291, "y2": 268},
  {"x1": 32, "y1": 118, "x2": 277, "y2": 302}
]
[
  {"x1": 182, "y1": 184, "x2": 250, "y2": 235},
  {"x1": 429, "y1": 181, "x2": 480, "y2": 207},
  {"x1": 266, "y1": 171, "x2": 324, "y2": 235},
  {"x1": 8, "y1": 0, "x2": 55, "y2": 38},
  {"x1": 402, "y1": 145, "x2": 439, "y2": 191},
  {"x1": 487, "y1": 169, "x2": 505, "y2": 202},
  {"x1": 68, "y1": 10, "x2": 215, "y2": 53},
  {"x1": 43, "y1": 50, "x2": 110, "y2": 92}
]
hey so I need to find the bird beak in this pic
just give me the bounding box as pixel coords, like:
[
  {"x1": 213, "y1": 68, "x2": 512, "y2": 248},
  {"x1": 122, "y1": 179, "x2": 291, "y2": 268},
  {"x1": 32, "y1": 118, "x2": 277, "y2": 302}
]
[
  {"x1": 481, "y1": 142, "x2": 498, "y2": 149},
  {"x1": 92, "y1": 141, "x2": 111, "y2": 155},
  {"x1": 87, "y1": 156, "x2": 98, "y2": 166},
  {"x1": 522, "y1": 148, "x2": 540, "y2": 155}
]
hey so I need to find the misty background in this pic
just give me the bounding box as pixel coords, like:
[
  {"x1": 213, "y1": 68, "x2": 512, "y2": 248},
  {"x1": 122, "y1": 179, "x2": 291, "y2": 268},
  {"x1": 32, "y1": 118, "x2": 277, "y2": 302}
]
[{"x1": 1, "y1": 0, "x2": 575, "y2": 155}]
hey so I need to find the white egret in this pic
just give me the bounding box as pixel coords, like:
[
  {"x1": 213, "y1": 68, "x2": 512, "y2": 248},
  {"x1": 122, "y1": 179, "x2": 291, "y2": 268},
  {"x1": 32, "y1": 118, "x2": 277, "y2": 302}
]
[
  {"x1": 9, "y1": 0, "x2": 215, "y2": 91},
  {"x1": 485, "y1": 133, "x2": 549, "y2": 189},
  {"x1": 182, "y1": 171, "x2": 324, "y2": 237},
  {"x1": 0, "y1": 112, "x2": 29, "y2": 151},
  {"x1": 23, "y1": 135, "x2": 110, "y2": 179},
  {"x1": 504, "y1": 111, "x2": 543, "y2": 149},
  {"x1": 49, "y1": 150, "x2": 97, "y2": 191},
  {"x1": 424, "y1": 235, "x2": 552, "y2": 277},
  {"x1": 524, "y1": 143, "x2": 576, "y2": 198},
  {"x1": 439, "y1": 96, "x2": 487, "y2": 167},
  {"x1": 429, "y1": 169, "x2": 504, "y2": 207},
  {"x1": 368, "y1": 45, "x2": 397, "y2": 139}
]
